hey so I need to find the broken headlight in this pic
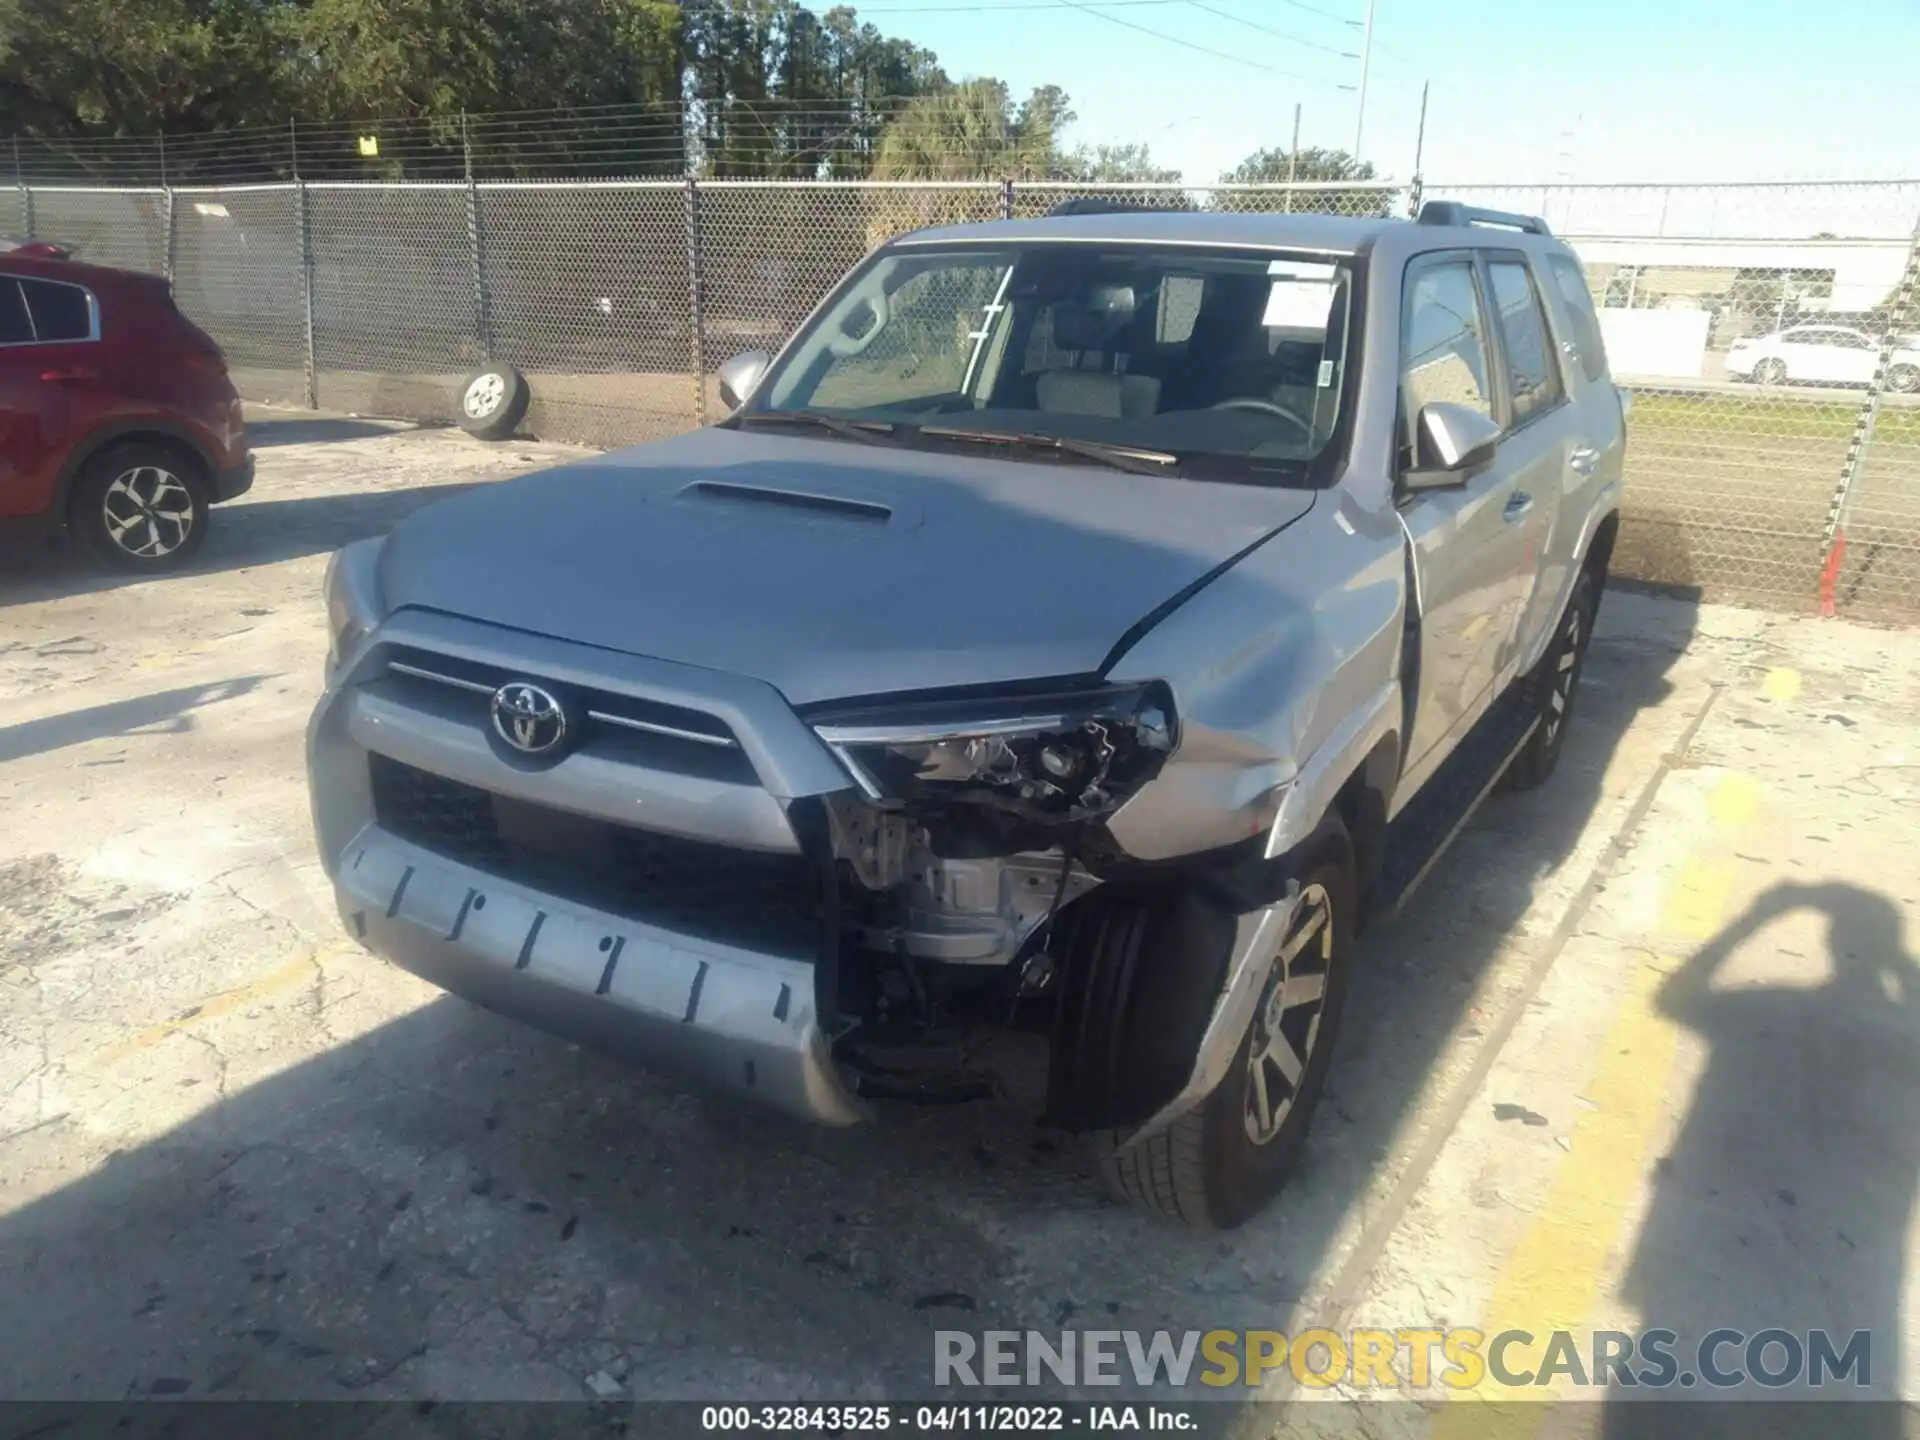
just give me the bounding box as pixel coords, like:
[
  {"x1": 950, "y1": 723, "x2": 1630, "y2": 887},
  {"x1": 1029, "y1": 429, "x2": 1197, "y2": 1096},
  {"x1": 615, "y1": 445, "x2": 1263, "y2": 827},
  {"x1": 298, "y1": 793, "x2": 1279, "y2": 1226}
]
[{"x1": 811, "y1": 683, "x2": 1176, "y2": 819}]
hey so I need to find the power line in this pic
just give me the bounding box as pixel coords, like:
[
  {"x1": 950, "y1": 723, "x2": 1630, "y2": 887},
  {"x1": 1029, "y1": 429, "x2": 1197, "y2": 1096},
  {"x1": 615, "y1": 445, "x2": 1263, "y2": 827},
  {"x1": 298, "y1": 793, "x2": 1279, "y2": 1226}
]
[
  {"x1": 1183, "y1": 0, "x2": 1358, "y2": 58},
  {"x1": 1047, "y1": 0, "x2": 1335, "y2": 85}
]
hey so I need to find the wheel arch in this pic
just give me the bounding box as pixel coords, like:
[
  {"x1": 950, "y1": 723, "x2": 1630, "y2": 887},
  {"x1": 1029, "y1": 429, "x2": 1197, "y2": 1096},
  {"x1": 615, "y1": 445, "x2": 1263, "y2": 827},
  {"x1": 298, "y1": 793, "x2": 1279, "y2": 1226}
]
[{"x1": 57, "y1": 422, "x2": 216, "y2": 526}]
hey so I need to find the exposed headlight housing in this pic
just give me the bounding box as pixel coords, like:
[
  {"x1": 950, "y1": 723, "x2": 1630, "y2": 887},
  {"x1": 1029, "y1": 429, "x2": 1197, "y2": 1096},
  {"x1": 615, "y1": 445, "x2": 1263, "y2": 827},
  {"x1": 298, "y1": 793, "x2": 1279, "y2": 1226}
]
[
  {"x1": 323, "y1": 537, "x2": 386, "y2": 676},
  {"x1": 811, "y1": 683, "x2": 1176, "y2": 820}
]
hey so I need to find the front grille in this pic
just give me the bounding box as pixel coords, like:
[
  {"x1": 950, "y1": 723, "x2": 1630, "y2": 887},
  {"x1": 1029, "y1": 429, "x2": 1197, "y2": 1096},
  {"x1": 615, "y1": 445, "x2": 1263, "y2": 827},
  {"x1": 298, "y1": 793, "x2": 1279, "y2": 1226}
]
[
  {"x1": 368, "y1": 753, "x2": 821, "y2": 956},
  {"x1": 375, "y1": 647, "x2": 756, "y2": 784}
]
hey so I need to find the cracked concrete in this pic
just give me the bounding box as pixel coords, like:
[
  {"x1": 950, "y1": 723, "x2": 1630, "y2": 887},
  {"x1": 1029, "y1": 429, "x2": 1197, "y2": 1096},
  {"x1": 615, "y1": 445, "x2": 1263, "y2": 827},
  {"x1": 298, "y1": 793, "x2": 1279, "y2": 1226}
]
[{"x1": 1, "y1": 411, "x2": 1914, "y2": 1421}]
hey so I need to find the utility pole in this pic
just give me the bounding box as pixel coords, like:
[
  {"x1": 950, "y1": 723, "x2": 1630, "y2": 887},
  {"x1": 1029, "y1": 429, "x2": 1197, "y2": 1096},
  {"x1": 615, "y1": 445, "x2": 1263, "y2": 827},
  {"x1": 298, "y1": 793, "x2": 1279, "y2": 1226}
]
[
  {"x1": 1284, "y1": 102, "x2": 1301, "y2": 211},
  {"x1": 1408, "y1": 80, "x2": 1429, "y2": 217},
  {"x1": 1411, "y1": 81, "x2": 1429, "y2": 175},
  {"x1": 1351, "y1": 0, "x2": 1375, "y2": 162}
]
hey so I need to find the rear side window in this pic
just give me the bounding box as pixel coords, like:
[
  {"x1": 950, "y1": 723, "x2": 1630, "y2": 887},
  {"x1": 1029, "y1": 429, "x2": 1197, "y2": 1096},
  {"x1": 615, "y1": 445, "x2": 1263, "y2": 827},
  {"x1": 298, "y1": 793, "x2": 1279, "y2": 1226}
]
[
  {"x1": 1546, "y1": 254, "x2": 1608, "y2": 382},
  {"x1": 0, "y1": 278, "x2": 30, "y2": 343},
  {"x1": 1400, "y1": 259, "x2": 1495, "y2": 459},
  {"x1": 1487, "y1": 259, "x2": 1563, "y2": 426},
  {"x1": 19, "y1": 278, "x2": 94, "y2": 342}
]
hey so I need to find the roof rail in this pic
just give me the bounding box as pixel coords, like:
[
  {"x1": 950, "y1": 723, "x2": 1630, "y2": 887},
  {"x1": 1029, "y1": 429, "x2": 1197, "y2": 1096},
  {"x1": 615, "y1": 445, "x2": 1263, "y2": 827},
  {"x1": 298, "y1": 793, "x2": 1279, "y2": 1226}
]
[
  {"x1": 1043, "y1": 196, "x2": 1182, "y2": 217},
  {"x1": 1415, "y1": 201, "x2": 1551, "y2": 236}
]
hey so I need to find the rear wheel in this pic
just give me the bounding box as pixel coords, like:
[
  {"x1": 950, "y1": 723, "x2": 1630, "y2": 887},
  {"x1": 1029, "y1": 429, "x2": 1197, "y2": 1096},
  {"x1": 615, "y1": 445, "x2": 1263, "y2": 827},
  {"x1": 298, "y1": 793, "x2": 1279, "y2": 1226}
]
[
  {"x1": 1505, "y1": 566, "x2": 1598, "y2": 791},
  {"x1": 1097, "y1": 816, "x2": 1355, "y2": 1229},
  {"x1": 69, "y1": 443, "x2": 210, "y2": 572},
  {"x1": 1887, "y1": 362, "x2": 1920, "y2": 394}
]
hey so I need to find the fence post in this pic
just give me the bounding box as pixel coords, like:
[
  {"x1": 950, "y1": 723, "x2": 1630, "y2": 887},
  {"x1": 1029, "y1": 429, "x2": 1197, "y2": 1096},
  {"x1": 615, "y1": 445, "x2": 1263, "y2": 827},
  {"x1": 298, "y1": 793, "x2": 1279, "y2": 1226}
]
[
  {"x1": 1000, "y1": 177, "x2": 1015, "y2": 221},
  {"x1": 162, "y1": 187, "x2": 177, "y2": 284},
  {"x1": 1406, "y1": 175, "x2": 1423, "y2": 220},
  {"x1": 295, "y1": 177, "x2": 318, "y2": 410},
  {"x1": 684, "y1": 177, "x2": 708, "y2": 425},
  {"x1": 1818, "y1": 217, "x2": 1920, "y2": 616},
  {"x1": 461, "y1": 113, "x2": 494, "y2": 365},
  {"x1": 13, "y1": 138, "x2": 32, "y2": 239}
]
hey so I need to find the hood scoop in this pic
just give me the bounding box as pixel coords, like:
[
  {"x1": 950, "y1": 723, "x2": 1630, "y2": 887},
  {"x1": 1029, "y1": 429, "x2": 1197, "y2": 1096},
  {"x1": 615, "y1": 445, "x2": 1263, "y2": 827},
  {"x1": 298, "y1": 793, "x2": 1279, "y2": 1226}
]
[{"x1": 678, "y1": 479, "x2": 895, "y2": 526}]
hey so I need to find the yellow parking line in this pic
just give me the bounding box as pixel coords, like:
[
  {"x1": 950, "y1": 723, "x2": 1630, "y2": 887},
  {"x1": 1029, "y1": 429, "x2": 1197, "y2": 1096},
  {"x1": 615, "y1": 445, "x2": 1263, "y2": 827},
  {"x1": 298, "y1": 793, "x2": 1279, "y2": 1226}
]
[
  {"x1": 1432, "y1": 770, "x2": 1761, "y2": 1432},
  {"x1": 86, "y1": 954, "x2": 321, "y2": 1069}
]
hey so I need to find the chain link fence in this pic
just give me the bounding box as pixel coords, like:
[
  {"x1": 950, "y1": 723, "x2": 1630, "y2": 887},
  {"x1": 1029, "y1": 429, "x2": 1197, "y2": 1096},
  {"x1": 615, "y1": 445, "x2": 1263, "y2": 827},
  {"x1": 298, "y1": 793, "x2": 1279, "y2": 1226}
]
[{"x1": 12, "y1": 175, "x2": 1917, "y2": 620}]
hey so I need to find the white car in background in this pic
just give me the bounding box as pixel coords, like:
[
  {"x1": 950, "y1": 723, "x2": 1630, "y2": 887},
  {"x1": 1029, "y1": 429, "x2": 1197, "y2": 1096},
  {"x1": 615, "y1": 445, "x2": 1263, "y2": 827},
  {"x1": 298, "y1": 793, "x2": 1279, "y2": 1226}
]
[{"x1": 1726, "y1": 323, "x2": 1920, "y2": 391}]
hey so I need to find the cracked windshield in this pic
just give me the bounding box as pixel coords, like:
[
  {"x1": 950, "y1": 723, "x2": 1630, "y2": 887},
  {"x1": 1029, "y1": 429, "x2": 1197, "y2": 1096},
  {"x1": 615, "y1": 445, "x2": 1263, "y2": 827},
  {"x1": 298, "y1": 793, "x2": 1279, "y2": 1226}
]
[{"x1": 757, "y1": 244, "x2": 1354, "y2": 473}]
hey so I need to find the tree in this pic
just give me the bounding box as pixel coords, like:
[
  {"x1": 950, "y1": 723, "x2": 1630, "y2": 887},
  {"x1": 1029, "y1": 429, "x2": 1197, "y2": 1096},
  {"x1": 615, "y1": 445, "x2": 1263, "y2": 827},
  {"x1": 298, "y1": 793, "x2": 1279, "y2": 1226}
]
[
  {"x1": 870, "y1": 78, "x2": 1073, "y2": 180},
  {"x1": 1221, "y1": 145, "x2": 1376, "y2": 185},
  {"x1": 1219, "y1": 145, "x2": 1388, "y2": 216},
  {"x1": 1060, "y1": 142, "x2": 1181, "y2": 184}
]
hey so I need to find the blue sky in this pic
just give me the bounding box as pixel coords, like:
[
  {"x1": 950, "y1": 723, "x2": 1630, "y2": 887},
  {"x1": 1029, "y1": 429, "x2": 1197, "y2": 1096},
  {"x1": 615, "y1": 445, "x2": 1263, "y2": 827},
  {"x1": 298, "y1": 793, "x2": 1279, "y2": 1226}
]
[{"x1": 852, "y1": 0, "x2": 1920, "y2": 186}]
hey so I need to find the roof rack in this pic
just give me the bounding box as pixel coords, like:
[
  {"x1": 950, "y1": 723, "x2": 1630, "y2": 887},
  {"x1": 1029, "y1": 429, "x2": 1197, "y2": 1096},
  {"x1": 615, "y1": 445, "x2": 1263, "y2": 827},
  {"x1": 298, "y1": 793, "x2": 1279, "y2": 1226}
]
[{"x1": 1415, "y1": 201, "x2": 1551, "y2": 236}]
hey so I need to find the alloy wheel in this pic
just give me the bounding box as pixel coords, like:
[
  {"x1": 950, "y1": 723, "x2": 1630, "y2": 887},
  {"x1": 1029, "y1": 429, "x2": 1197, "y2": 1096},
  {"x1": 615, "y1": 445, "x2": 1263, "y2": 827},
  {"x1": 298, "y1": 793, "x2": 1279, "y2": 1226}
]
[
  {"x1": 102, "y1": 466, "x2": 196, "y2": 561},
  {"x1": 1543, "y1": 605, "x2": 1583, "y2": 747},
  {"x1": 1243, "y1": 881, "x2": 1335, "y2": 1147}
]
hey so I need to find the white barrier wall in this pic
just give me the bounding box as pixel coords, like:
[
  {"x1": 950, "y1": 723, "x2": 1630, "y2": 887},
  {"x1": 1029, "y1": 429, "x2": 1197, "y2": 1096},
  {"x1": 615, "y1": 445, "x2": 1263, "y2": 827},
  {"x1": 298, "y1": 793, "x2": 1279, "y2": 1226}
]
[{"x1": 1599, "y1": 308, "x2": 1712, "y2": 380}]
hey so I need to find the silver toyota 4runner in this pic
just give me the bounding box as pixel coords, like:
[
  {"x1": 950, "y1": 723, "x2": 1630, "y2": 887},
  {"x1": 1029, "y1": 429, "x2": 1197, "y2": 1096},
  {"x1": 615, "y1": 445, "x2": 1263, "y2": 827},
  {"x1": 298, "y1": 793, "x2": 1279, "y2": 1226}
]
[{"x1": 309, "y1": 201, "x2": 1624, "y2": 1227}]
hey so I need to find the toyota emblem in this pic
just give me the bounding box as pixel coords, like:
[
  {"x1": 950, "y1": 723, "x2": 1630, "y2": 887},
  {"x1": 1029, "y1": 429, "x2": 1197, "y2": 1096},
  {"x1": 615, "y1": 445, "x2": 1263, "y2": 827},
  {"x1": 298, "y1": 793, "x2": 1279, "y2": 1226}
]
[{"x1": 490, "y1": 681, "x2": 569, "y2": 756}]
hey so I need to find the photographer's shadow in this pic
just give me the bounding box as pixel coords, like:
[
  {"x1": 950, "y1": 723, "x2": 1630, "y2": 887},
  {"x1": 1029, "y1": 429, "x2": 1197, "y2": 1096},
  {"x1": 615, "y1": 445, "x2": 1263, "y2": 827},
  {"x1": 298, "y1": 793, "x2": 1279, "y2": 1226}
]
[{"x1": 1608, "y1": 882, "x2": 1919, "y2": 1436}]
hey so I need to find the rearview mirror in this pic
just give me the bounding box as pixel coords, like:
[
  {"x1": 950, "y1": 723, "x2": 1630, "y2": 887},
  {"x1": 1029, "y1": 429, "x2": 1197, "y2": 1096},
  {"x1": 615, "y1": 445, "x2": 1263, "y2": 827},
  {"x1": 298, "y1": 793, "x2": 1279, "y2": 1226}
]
[
  {"x1": 1404, "y1": 402, "x2": 1502, "y2": 488},
  {"x1": 716, "y1": 350, "x2": 770, "y2": 413}
]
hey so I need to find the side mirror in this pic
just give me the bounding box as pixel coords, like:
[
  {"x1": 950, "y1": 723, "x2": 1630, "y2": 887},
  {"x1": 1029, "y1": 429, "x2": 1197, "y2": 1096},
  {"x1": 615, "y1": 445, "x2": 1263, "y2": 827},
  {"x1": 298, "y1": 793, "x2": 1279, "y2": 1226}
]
[
  {"x1": 716, "y1": 350, "x2": 770, "y2": 413},
  {"x1": 1404, "y1": 402, "x2": 1502, "y2": 488}
]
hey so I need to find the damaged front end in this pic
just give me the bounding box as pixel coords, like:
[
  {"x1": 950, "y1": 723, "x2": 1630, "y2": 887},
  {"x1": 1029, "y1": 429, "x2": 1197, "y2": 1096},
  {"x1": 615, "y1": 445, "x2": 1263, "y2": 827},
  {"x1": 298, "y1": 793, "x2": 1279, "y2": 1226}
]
[{"x1": 793, "y1": 684, "x2": 1179, "y2": 1101}]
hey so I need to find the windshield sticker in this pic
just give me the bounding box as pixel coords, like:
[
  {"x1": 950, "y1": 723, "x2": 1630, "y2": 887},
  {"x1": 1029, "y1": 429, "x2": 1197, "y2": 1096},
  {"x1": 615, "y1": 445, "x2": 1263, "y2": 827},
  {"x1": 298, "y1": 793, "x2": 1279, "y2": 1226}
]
[
  {"x1": 1263, "y1": 279, "x2": 1336, "y2": 329},
  {"x1": 1268, "y1": 260, "x2": 1338, "y2": 281}
]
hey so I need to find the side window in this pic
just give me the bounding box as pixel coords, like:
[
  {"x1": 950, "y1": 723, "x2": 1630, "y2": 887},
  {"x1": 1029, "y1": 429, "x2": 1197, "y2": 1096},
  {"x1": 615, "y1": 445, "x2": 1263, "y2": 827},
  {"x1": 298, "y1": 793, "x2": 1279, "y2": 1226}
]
[
  {"x1": 0, "y1": 278, "x2": 30, "y2": 343},
  {"x1": 1400, "y1": 259, "x2": 1495, "y2": 459},
  {"x1": 1546, "y1": 254, "x2": 1608, "y2": 382},
  {"x1": 1487, "y1": 259, "x2": 1563, "y2": 426},
  {"x1": 18, "y1": 278, "x2": 94, "y2": 342}
]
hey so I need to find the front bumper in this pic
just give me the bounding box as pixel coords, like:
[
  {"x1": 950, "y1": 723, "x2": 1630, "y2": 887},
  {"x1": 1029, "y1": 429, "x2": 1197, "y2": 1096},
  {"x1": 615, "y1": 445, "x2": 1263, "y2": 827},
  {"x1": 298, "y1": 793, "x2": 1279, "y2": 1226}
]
[
  {"x1": 336, "y1": 822, "x2": 865, "y2": 1125},
  {"x1": 309, "y1": 608, "x2": 868, "y2": 1126},
  {"x1": 211, "y1": 451, "x2": 255, "y2": 503}
]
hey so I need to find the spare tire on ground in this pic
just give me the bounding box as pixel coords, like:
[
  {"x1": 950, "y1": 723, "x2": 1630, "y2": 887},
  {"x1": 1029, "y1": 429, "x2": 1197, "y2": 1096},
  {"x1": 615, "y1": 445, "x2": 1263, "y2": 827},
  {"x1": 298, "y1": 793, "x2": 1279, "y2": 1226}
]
[{"x1": 457, "y1": 365, "x2": 530, "y2": 440}]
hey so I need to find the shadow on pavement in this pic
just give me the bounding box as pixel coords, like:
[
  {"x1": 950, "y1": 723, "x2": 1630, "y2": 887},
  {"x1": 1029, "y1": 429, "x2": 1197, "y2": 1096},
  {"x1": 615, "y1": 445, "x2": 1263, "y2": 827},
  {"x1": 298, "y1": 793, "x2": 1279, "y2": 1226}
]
[
  {"x1": 0, "y1": 675, "x2": 270, "y2": 764},
  {"x1": 247, "y1": 417, "x2": 424, "y2": 448},
  {"x1": 0, "y1": 589, "x2": 1703, "y2": 1414},
  {"x1": 0, "y1": 483, "x2": 480, "y2": 608},
  {"x1": 1602, "y1": 881, "x2": 1919, "y2": 1437}
]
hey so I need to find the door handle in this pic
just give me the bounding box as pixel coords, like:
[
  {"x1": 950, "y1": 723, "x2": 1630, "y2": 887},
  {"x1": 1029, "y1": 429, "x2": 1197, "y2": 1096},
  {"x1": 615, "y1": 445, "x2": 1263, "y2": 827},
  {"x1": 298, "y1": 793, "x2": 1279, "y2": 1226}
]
[
  {"x1": 1504, "y1": 490, "x2": 1535, "y2": 521},
  {"x1": 1570, "y1": 446, "x2": 1599, "y2": 476},
  {"x1": 39, "y1": 366, "x2": 96, "y2": 386}
]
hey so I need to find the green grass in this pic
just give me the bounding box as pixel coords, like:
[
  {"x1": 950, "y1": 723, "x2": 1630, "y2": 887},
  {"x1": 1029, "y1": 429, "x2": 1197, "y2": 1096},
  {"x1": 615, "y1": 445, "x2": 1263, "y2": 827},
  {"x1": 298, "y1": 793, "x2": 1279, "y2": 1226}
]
[{"x1": 1626, "y1": 389, "x2": 1920, "y2": 445}]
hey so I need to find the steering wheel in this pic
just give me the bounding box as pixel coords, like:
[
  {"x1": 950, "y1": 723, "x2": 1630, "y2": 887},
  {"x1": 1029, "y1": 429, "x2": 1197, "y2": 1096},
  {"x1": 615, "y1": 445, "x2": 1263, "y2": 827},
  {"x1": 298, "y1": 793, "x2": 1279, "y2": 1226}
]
[{"x1": 1211, "y1": 396, "x2": 1314, "y2": 433}]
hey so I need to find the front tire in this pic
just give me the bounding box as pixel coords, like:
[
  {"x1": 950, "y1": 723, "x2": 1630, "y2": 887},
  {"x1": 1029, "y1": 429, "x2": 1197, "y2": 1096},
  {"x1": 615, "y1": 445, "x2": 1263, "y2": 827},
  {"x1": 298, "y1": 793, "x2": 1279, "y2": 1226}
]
[
  {"x1": 69, "y1": 443, "x2": 210, "y2": 572},
  {"x1": 1098, "y1": 816, "x2": 1355, "y2": 1229},
  {"x1": 1752, "y1": 357, "x2": 1788, "y2": 386},
  {"x1": 457, "y1": 364, "x2": 530, "y2": 440},
  {"x1": 1505, "y1": 566, "x2": 1598, "y2": 791},
  {"x1": 1887, "y1": 362, "x2": 1920, "y2": 394}
]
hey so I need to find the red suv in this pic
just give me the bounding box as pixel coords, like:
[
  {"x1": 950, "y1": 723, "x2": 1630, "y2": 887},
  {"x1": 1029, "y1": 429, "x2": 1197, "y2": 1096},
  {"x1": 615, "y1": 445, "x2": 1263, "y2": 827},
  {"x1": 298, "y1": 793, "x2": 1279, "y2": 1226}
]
[{"x1": 0, "y1": 246, "x2": 251, "y2": 570}]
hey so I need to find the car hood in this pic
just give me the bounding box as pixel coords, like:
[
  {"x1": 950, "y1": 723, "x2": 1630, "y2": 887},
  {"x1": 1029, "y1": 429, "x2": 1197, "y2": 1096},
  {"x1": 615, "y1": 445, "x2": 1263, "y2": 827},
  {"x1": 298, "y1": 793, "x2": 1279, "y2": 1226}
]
[{"x1": 378, "y1": 426, "x2": 1316, "y2": 706}]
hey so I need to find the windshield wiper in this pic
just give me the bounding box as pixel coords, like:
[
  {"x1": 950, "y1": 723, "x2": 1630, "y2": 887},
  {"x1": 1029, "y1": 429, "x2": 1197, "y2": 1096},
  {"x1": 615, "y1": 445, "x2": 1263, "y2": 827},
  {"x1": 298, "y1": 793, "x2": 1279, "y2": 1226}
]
[
  {"x1": 733, "y1": 410, "x2": 901, "y2": 446},
  {"x1": 918, "y1": 425, "x2": 1179, "y2": 477}
]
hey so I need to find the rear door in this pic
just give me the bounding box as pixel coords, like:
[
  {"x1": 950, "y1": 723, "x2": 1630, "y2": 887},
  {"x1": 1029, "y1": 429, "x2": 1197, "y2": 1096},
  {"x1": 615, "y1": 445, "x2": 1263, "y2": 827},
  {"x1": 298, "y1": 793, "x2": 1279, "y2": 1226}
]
[
  {"x1": 0, "y1": 273, "x2": 101, "y2": 518},
  {"x1": 1396, "y1": 251, "x2": 1533, "y2": 781},
  {"x1": 1479, "y1": 251, "x2": 1578, "y2": 678}
]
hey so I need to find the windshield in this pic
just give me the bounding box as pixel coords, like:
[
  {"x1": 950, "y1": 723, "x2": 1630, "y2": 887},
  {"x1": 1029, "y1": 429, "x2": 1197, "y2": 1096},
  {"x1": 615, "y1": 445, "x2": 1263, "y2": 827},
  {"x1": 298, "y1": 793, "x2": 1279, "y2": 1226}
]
[{"x1": 746, "y1": 242, "x2": 1357, "y2": 481}]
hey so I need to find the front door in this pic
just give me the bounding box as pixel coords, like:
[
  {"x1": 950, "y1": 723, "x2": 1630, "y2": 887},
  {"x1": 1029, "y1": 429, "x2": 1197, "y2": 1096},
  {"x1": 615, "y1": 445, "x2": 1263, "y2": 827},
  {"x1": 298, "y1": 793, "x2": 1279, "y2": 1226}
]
[{"x1": 1395, "y1": 252, "x2": 1534, "y2": 780}]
